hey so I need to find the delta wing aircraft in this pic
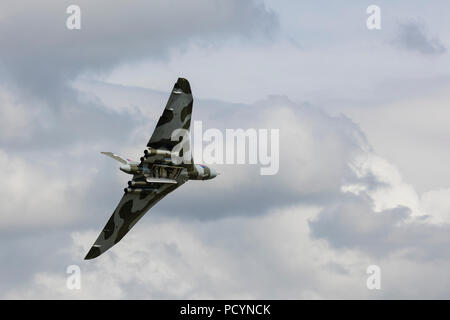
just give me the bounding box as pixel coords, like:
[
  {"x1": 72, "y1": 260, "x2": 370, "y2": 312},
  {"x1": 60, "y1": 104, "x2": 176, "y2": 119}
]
[{"x1": 85, "y1": 78, "x2": 218, "y2": 260}]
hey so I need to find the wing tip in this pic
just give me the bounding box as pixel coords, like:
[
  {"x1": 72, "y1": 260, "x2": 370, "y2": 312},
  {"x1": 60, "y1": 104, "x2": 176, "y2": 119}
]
[
  {"x1": 175, "y1": 78, "x2": 191, "y2": 94},
  {"x1": 84, "y1": 246, "x2": 102, "y2": 260}
]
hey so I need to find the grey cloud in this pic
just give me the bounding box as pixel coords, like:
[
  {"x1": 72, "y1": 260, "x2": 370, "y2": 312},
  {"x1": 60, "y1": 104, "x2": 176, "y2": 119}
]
[
  {"x1": 2, "y1": 207, "x2": 369, "y2": 299},
  {"x1": 72, "y1": 83, "x2": 372, "y2": 221},
  {"x1": 0, "y1": 80, "x2": 378, "y2": 297},
  {"x1": 0, "y1": 231, "x2": 73, "y2": 293},
  {"x1": 0, "y1": 96, "x2": 140, "y2": 152},
  {"x1": 3, "y1": 2, "x2": 450, "y2": 300},
  {"x1": 309, "y1": 193, "x2": 450, "y2": 261},
  {"x1": 3, "y1": 79, "x2": 450, "y2": 298},
  {"x1": 0, "y1": 0, "x2": 278, "y2": 102},
  {"x1": 309, "y1": 195, "x2": 409, "y2": 255},
  {"x1": 0, "y1": 0, "x2": 278, "y2": 161},
  {"x1": 393, "y1": 21, "x2": 446, "y2": 55}
]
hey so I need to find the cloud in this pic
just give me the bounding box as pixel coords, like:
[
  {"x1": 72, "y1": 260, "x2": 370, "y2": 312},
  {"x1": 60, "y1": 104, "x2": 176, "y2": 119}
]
[
  {"x1": 3, "y1": 206, "x2": 372, "y2": 299},
  {"x1": 0, "y1": 88, "x2": 36, "y2": 140},
  {"x1": 310, "y1": 151, "x2": 450, "y2": 261},
  {"x1": 0, "y1": 87, "x2": 141, "y2": 152},
  {"x1": 71, "y1": 84, "x2": 373, "y2": 220},
  {"x1": 0, "y1": 0, "x2": 277, "y2": 102},
  {"x1": 0, "y1": 0, "x2": 279, "y2": 157},
  {"x1": 9, "y1": 202, "x2": 450, "y2": 299},
  {"x1": 3, "y1": 75, "x2": 450, "y2": 298},
  {"x1": 2, "y1": 79, "x2": 450, "y2": 299},
  {"x1": 2, "y1": 1, "x2": 450, "y2": 299},
  {"x1": 0, "y1": 150, "x2": 91, "y2": 230},
  {"x1": 393, "y1": 20, "x2": 446, "y2": 55}
]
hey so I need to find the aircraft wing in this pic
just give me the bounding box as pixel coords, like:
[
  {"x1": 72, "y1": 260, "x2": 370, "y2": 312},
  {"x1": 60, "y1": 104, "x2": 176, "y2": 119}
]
[
  {"x1": 147, "y1": 78, "x2": 193, "y2": 151},
  {"x1": 85, "y1": 178, "x2": 185, "y2": 259},
  {"x1": 100, "y1": 152, "x2": 129, "y2": 164}
]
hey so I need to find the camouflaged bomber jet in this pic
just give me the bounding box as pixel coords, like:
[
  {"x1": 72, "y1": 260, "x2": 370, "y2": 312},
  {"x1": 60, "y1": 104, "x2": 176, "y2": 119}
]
[{"x1": 85, "y1": 78, "x2": 218, "y2": 260}]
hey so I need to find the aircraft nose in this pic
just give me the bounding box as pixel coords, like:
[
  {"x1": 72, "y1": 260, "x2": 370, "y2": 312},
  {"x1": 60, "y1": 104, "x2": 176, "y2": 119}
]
[
  {"x1": 209, "y1": 168, "x2": 218, "y2": 179},
  {"x1": 120, "y1": 164, "x2": 131, "y2": 173}
]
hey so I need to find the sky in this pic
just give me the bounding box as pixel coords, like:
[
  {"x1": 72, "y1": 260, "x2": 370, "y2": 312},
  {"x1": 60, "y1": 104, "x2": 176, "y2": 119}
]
[{"x1": 1, "y1": 0, "x2": 450, "y2": 299}]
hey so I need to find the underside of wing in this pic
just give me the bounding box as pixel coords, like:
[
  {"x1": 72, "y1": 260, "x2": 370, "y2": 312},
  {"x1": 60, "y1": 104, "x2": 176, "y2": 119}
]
[
  {"x1": 101, "y1": 152, "x2": 129, "y2": 164},
  {"x1": 86, "y1": 78, "x2": 195, "y2": 260},
  {"x1": 147, "y1": 78, "x2": 193, "y2": 151},
  {"x1": 85, "y1": 179, "x2": 184, "y2": 259}
]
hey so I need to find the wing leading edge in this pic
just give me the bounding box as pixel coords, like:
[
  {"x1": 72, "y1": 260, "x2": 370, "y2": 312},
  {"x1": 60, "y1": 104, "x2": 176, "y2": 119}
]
[
  {"x1": 85, "y1": 181, "x2": 184, "y2": 259},
  {"x1": 85, "y1": 78, "x2": 194, "y2": 260},
  {"x1": 147, "y1": 78, "x2": 193, "y2": 151}
]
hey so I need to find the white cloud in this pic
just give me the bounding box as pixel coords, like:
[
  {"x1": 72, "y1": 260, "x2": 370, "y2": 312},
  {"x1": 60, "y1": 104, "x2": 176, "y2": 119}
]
[
  {"x1": 3, "y1": 79, "x2": 450, "y2": 299},
  {"x1": 11, "y1": 201, "x2": 450, "y2": 299},
  {"x1": 3, "y1": 205, "x2": 372, "y2": 299},
  {"x1": 343, "y1": 86, "x2": 450, "y2": 194},
  {"x1": 0, "y1": 0, "x2": 277, "y2": 101},
  {"x1": 0, "y1": 149, "x2": 92, "y2": 230},
  {"x1": 421, "y1": 189, "x2": 450, "y2": 224},
  {"x1": 0, "y1": 90, "x2": 31, "y2": 139},
  {"x1": 344, "y1": 152, "x2": 423, "y2": 217},
  {"x1": 2, "y1": 0, "x2": 450, "y2": 299}
]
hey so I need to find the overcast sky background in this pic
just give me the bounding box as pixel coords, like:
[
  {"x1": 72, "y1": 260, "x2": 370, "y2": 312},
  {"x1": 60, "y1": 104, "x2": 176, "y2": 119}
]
[{"x1": 1, "y1": 0, "x2": 450, "y2": 299}]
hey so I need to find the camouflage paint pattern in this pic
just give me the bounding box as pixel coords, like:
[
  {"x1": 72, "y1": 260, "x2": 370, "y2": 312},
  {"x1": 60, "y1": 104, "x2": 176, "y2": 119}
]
[{"x1": 85, "y1": 78, "x2": 217, "y2": 260}]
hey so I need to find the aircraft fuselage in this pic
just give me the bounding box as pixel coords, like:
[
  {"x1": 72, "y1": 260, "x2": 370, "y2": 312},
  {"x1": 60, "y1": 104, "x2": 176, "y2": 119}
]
[{"x1": 119, "y1": 161, "x2": 217, "y2": 181}]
